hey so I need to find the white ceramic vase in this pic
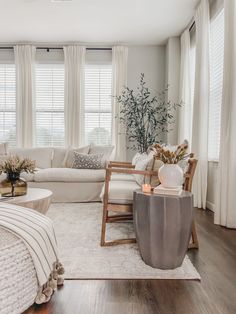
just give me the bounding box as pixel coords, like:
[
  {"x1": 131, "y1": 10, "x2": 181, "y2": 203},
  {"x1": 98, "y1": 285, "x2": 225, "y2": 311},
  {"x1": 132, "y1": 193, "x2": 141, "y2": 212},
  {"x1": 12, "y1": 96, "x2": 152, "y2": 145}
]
[{"x1": 158, "y1": 164, "x2": 183, "y2": 188}]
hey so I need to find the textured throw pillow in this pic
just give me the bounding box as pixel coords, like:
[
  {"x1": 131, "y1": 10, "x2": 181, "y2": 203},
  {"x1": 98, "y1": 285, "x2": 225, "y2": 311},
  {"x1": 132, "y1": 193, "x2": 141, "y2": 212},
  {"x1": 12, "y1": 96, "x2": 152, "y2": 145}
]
[
  {"x1": 72, "y1": 152, "x2": 104, "y2": 169},
  {"x1": 63, "y1": 145, "x2": 90, "y2": 168}
]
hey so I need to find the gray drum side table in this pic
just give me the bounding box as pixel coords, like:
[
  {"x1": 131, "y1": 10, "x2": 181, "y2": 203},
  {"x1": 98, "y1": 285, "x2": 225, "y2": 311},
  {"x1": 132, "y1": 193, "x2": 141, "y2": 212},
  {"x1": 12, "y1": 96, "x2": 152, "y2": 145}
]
[{"x1": 133, "y1": 190, "x2": 194, "y2": 269}]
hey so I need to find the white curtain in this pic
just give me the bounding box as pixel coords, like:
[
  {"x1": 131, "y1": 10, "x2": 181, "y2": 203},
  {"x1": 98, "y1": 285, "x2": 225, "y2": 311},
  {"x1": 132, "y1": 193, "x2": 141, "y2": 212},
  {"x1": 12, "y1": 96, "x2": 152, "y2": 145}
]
[
  {"x1": 214, "y1": 0, "x2": 236, "y2": 228},
  {"x1": 64, "y1": 45, "x2": 86, "y2": 147},
  {"x1": 191, "y1": 0, "x2": 210, "y2": 209},
  {"x1": 14, "y1": 45, "x2": 36, "y2": 148},
  {"x1": 178, "y1": 29, "x2": 192, "y2": 144},
  {"x1": 112, "y1": 46, "x2": 128, "y2": 161}
]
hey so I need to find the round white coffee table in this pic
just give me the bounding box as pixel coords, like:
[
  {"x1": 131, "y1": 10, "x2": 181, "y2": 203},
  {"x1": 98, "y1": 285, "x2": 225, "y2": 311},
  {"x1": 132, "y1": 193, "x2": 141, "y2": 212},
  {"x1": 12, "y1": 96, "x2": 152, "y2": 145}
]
[{"x1": 3, "y1": 188, "x2": 53, "y2": 214}]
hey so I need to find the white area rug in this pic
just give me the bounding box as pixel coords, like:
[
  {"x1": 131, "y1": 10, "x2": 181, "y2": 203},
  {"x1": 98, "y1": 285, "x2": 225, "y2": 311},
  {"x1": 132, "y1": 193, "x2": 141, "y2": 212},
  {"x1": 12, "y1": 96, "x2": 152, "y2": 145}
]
[{"x1": 47, "y1": 203, "x2": 201, "y2": 280}]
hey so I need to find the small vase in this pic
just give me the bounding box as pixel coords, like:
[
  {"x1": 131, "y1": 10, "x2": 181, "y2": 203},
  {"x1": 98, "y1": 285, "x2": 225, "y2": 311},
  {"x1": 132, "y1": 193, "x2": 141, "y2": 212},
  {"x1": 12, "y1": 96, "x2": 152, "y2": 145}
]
[
  {"x1": 158, "y1": 164, "x2": 183, "y2": 188},
  {"x1": 0, "y1": 172, "x2": 27, "y2": 197}
]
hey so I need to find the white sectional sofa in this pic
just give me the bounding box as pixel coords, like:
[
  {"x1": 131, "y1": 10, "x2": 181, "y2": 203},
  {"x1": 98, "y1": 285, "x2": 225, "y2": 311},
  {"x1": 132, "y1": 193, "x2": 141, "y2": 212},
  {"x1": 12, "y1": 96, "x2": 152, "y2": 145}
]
[{"x1": 1, "y1": 146, "x2": 114, "y2": 202}]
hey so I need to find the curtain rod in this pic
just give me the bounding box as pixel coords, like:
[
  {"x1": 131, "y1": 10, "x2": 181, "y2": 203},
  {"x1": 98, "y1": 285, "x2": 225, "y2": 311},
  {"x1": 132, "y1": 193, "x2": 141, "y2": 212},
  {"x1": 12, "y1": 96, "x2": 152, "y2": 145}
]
[{"x1": 0, "y1": 47, "x2": 112, "y2": 51}]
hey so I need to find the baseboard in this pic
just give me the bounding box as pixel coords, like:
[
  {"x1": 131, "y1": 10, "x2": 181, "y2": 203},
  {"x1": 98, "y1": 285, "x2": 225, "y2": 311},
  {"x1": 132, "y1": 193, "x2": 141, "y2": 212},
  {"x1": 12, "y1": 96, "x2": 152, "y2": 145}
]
[{"x1": 206, "y1": 201, "x2": 215, "y2": 212}]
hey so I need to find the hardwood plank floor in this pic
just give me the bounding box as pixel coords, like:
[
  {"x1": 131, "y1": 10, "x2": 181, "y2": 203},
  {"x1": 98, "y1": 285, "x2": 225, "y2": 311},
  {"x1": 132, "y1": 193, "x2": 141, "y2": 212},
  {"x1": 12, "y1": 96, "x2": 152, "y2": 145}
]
[{"x1": 25, "y1": 209, "x2": 236, "y2": 314}]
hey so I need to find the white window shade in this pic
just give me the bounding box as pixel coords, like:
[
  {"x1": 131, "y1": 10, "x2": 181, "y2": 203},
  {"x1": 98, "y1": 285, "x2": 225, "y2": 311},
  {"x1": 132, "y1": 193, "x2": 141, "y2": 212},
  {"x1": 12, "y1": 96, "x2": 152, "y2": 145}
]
[
  {"x1": 83, "y1": 64, "x2": 112, "y2": 145},
  {"x1": 0, "y1": 64, "x2": 16, "y2": 147},
  {"x1": 208, "y1": 10, "x2": 224, "y2": 160},
  {"x1": 35, "y1": 64, "x2": 64, "y2": 147}
]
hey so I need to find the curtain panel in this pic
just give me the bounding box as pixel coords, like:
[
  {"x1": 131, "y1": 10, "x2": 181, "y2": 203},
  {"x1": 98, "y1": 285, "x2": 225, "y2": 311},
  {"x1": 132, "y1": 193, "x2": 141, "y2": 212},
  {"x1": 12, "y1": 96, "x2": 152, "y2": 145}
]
[
  {"x1": 191, "y1": 0, "x2": 210, "y2": 209},
  {"x1": 14, "y1": 45, "x2": 36, "y2": 148},
  {"x1": 112, "y1": 46, "x2": 128, "y2": 161},
  {"x1": 214, "y1": 0, "x2": 236, "y2": 228},
  {"x1": 178, "y1": 29, "x2": 192, "y2": 145},
  {"x1": 64, "y1": 45, "x2": 86, "y2": 147}
]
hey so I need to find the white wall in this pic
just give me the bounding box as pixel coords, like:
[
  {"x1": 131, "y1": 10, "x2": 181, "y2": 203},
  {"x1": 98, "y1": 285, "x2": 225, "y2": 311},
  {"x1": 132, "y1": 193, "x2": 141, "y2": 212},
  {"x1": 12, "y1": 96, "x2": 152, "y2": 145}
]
[
  {"x1": 127, "y1": 46, "x2": 166, "y2": 93},
  {"x1": 126, "y1": 45, "x2": 166, "y2": 160}
]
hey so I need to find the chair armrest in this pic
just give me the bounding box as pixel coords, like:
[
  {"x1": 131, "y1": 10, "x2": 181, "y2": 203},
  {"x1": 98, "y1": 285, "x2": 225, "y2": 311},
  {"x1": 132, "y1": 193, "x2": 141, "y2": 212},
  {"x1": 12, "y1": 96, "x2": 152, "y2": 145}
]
[
  {"x1": 103, "y1": 167, "x2": 158, "y2": 204},
  {"x1": 108, "y1": 161, "x2": 134, "y2": 169},
  {"x1": 106, "y1": 167, "x2": 158, "y2": 178}
]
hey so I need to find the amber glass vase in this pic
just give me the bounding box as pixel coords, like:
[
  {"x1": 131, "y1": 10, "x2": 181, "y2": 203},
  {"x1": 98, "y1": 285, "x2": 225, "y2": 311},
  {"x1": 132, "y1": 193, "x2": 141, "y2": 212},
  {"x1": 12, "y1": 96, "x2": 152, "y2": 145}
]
[{"x1": 0, "y1": 172, "x2": 27, "y2": 197}]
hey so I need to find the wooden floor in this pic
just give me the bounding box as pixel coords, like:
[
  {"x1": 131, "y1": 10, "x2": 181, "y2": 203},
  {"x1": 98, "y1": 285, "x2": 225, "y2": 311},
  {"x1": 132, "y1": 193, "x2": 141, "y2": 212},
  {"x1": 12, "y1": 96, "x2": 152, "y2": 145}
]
[{"x1": 26, "y1": 209, "x2": 236, "y2": 314}]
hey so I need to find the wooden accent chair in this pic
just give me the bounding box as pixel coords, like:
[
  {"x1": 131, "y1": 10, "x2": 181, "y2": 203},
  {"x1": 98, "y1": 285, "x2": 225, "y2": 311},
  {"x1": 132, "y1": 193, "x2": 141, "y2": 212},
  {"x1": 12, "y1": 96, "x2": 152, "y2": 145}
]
[{"x1": 100, "y1": 159, "x2": 198, "y2": 248}]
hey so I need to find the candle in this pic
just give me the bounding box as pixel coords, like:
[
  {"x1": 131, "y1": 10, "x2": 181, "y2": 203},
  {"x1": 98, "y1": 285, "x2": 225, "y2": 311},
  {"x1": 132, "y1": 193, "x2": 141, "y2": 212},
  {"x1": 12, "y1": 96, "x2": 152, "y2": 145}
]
[{"x1": 142, "y1": 184, "x2": 152, "y2": 193}]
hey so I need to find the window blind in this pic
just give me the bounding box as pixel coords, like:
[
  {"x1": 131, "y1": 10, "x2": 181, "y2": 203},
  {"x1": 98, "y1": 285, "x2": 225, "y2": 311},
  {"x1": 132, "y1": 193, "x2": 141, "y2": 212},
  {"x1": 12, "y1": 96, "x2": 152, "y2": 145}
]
[
  {"x1": 83, "y1": 64, "x2": 112, "y2": 145},
  {"x1": 0, "y1": 64, "x2": 16, "y2": 147},
  {"x1": 208, "y1": 9, "x2": 224, "y2": 160},
  {"x1": 35, "y1": 64, "x2": 64, "y2": 147}
]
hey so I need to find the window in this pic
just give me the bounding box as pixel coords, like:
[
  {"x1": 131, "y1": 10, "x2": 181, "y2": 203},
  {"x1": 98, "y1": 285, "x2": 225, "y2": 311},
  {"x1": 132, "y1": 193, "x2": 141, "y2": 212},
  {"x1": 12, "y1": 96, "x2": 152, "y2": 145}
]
[
  {"x1": 83, "y1": 64, "x2": 112, "y2": 145},
  {"x1": 208, "y1": 10, "x2": 224, "y2": 160},
  {"x1": 35, "y1": 64, "x2": 64, "y2": 147},
  {"x1": 0, "y1": 64, "x2": 16, "y2": 147}
]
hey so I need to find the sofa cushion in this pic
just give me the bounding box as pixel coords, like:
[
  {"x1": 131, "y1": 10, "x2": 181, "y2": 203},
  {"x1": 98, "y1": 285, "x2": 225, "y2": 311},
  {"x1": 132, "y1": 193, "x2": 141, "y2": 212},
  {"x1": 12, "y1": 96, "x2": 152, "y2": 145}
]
[
  {"x1": 9, "y1": 147, "x2": 53, "y2": 169},
  {"x1": 62, "y1": 146, "x2": 90, "y2": 168},
  {"x1": 34, "y1": 168, "x2": 105, "y2": 182},
  {"x1": 111, "y1": 173, "x2": 135, "y2": 182},
  {"x1": 20, "y1": 171, "x2": 36, "y2": 182},
  {"x1": 52, "y1": 148, "x2": 67, "y2": 168},
  {"x1": 100, "y1": 180, "x2": 140, "y2": 204}
]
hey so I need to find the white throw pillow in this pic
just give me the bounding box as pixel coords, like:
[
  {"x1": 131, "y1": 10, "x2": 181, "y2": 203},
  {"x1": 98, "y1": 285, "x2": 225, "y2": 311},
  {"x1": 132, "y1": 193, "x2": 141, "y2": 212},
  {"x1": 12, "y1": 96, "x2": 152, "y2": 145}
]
[
  {"x1": 89, "y1": 145, "x2": 114, "y2": 162},
  {"x1": 0, "y1": 142, "x2": 8, "y2": 155},
  {"x1": 62, "y1": 145, "x2": 90, "y2": 168},
  {"x1": 133, "y1": 153, "x2": 153, "y2": 186},
  {"x1": 52, "y1": 147, "x2": 67, "y2": 168},
  {"x1": 131, "y1": 152, "x2": 145, "y2": 166}
]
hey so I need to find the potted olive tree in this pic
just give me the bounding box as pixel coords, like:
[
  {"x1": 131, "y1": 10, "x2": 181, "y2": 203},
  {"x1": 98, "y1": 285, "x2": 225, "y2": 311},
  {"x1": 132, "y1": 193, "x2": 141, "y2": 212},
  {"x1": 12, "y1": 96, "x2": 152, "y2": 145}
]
[{"x1": 115, "y1": 73, "x2": 180, "y2": 154}]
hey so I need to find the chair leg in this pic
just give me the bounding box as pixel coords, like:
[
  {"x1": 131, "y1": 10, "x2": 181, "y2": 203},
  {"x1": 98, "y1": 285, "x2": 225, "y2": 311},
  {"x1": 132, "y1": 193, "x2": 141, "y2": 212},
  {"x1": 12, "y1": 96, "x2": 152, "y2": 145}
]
[
  {"x1": 188, "y1": 220, "x2": 199, "y2": 249},
  {"x1": 107, "y1": 214, "x2": 133, "y2": 223},
  {"x1": 100, "y1": 202, "x2": 108, "y2": 246},
  {"x1": 102, "y1": 238, "x2": 136, "y2": 246},
  {"x1": 101, "y1": 203, "x2": 136, "y2": 246}
]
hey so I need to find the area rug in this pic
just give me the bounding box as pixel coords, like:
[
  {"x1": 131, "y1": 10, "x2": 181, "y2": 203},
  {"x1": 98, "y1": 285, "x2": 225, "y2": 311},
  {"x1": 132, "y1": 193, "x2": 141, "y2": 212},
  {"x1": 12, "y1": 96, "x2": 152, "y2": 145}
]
[{"x1": 47, "y1": 203, "x2": 201, "y2": 280}]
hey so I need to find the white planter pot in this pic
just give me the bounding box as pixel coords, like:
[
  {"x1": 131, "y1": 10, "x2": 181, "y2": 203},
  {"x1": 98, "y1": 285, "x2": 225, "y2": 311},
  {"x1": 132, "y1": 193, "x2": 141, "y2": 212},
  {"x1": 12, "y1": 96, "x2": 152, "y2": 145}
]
[{"x1": 158, "y1": 164, "x2": 184, "y2": 188}]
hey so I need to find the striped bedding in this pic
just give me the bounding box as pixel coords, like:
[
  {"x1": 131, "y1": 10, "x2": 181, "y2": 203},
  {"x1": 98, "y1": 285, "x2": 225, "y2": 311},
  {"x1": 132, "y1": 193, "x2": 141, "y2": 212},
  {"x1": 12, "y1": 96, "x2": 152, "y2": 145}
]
[{"x1": 0, "y1": 203, "x2": 64, "y2": 305}]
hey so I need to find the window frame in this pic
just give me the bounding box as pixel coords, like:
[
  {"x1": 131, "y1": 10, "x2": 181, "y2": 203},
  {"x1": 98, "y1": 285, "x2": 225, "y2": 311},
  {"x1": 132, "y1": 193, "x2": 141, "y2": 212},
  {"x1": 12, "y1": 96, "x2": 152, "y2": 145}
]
[
  {"x1": 35, "y1": 63, "x2": 65, "y2": 147},
  {"x1": 0, "y1": 62, "x2": 16, "y2": 147},
  {"x1": 83, "y1": 63, "x2": 113, "y2": 146},
  {"x1": 208, "y1": 9, "x2": 224, "y2": 162}
]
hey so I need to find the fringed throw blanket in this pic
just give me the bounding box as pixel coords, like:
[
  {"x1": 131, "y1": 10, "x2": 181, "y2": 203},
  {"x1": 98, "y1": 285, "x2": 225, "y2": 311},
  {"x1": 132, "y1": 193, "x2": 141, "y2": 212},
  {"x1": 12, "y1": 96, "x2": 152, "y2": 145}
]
[{"x1": 0, "y1": 203, "x2": 64, "y2": 304}]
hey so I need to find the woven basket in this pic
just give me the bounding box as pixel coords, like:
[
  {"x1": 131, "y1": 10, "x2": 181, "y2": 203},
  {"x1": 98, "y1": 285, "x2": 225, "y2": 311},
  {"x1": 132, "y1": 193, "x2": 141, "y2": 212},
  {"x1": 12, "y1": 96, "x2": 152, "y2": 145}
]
[{"x1": 0, "y1": 228, "x2": 38, "y2": 314}]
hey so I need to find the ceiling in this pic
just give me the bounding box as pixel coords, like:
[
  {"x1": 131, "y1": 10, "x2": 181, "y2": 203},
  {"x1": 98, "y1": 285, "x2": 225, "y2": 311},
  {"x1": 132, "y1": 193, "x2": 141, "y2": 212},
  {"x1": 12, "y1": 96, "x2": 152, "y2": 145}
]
[{"x1": 0, "y1": 0, "x2": 199, "y2": 45}]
